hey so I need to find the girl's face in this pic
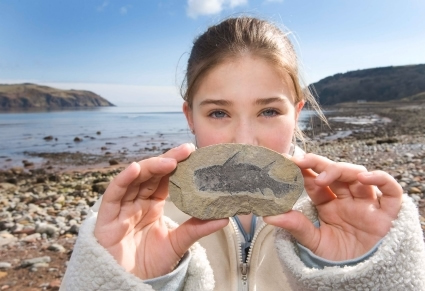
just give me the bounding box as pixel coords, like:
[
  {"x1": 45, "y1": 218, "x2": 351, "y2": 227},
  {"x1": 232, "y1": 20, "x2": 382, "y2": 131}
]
[{"x1": 183, "y1": 55, "x2": 304, "y2": 154}]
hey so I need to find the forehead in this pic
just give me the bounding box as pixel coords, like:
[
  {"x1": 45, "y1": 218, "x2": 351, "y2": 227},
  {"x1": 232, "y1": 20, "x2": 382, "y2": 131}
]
[{"x1": 192, "y1": 55, "x2": 296, "y2": 104}]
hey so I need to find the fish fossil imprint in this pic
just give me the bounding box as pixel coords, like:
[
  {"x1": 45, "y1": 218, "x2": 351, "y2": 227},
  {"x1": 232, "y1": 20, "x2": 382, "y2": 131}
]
[{"x1": 194, "y1": 151, "x2": 298, "y2": 197}]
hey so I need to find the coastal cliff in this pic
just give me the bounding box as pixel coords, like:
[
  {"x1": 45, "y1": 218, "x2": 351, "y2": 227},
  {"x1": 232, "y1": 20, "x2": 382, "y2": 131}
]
[{"x1": 0, "y1": 83, "x2": 114, "y2": 110}]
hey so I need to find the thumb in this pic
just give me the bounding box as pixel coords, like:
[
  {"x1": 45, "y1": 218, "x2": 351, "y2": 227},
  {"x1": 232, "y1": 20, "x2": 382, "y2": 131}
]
[
  {"x1": 264, "y1": 210, "x2": 320, "y2": 252},
  {"x1": 169, "y1": 217, "x2": 229, "y2": 256}
]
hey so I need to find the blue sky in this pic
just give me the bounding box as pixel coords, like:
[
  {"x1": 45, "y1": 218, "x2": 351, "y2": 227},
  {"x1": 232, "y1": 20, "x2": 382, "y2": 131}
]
[{"x1": 1, "y1": 0, "x2": 424, "y2": 108}]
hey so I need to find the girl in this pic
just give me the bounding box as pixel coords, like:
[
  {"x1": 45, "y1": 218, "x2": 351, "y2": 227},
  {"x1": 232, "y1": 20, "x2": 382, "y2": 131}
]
[{"x1": 61, "y1": 17, "x2": 425, "y2": 290}]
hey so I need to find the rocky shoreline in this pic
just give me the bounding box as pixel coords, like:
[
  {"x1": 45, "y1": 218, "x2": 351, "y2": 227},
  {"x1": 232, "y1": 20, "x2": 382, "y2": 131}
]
[{"x1": 1, "y1": 100, "x2": 424, "y2": 290}]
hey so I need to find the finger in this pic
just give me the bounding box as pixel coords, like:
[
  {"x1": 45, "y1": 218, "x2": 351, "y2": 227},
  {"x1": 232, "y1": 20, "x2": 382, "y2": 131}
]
[
  {"x1": 264, "y1": 211, "x2": 320, "y2": 252},
  {"x1": 160, "y1": 143, "x2": 196, "y2": 162},
  {"x1": 97, "y1": 162, "x2": 141, "y2": 225},
  {"x1": 102, "y1": 161, "x2": 141, "y2": 205},
  {"x1": 315, "y1": 164, "x2": 375, "y2": 200},
  {"x1": 293, "y1": 154, "x2": 368, "y2": 184},
  {"x1": 98, "y1": 144, "x2": 195, "y2": 225},
  {"x1": 294, "y1": 154, "x2": 374, "y2": 199},
  {"x1": 111, "y1": 157, "x2": 177, "y2": 203},
  {"x1": 140, "y1": 174, "x2": 172, "y2": 206},
  {"x1": 292, "y1": 153, "x2": 334, "y2": 174},
  {"x1": 357, "y1": 170, "x2": 403, "y2": 216},
  {"x1": 300, "y1": 168, "x2": 337, "y2": 205},
  {"x1": 169, "y1": 218, "x2": 229, "y2": 257},
  {"x1": 98, "y1": 157, "x2": 176, "y2": 226},
  {"x1": 132, "y1": 143, "x2": 196, "y2": 200},
  {"x1": 134, "y1": 176, "x2": 164, "y2": 201}
]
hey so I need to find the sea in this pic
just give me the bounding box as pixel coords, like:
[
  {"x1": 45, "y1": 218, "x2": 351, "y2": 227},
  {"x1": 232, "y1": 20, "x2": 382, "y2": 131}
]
[{"x1": 0, "y1": 107, "x2": 315, "y2": 168}]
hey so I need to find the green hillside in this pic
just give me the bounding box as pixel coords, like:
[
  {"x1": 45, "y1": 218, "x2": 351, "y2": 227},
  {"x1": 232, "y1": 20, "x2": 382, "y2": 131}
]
[
  {"x1": 310, "y1": 64, "x2": 425, "y2": 105},
  {"x1": 0, "y1": 83, "x2": 114, "y2": 110}
]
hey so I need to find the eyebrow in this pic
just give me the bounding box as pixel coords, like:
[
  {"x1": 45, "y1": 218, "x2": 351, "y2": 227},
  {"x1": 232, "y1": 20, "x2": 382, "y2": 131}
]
[
  {"x1": 254, "y1": 97, "x2": 288, "y2": 106},
  {"x1": 199, "y1": 99, "x2": 233, "y2": 106},
  {"x1": 198, "y1": 96, "x2": 289, "y2": 107}
]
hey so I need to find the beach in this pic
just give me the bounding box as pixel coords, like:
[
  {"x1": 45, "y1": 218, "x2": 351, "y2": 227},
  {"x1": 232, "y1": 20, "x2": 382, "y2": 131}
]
[{"x1": 1, "y1": 101, "x2": 424, "y2": 290}]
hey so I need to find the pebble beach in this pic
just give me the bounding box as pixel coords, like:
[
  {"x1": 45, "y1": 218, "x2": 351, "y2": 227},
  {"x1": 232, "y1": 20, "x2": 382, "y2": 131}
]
[{"x1": 1, "y1": 100, "x2": 424, "y2": 290}]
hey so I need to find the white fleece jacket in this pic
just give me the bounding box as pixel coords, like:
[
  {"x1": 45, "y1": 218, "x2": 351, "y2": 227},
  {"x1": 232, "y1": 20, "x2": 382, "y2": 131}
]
[
  {"x1": 277, "y1": 194, "x2": 425, "y2": 290},
  {"x1": 61, "y1": 194, "x2": 425, "y2": 290},
  {"x1": 60, "y1": 214, "x2": 215, "y2": 291}
]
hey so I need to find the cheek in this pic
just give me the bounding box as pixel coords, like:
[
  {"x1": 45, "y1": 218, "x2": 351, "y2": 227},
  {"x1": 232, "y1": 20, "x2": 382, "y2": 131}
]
[
  {"x1": 195, "y1": 130, "x2": 229, "y2": 147},
  {"x1": 259, "y1": 117, "x2": 296, "y2": 153},
  {"x1": 192, "y1": 117, "x2": 228, "y2": 147},
  {"x1": 261, "y1": 132, "x2": 293, "y2": 153}
]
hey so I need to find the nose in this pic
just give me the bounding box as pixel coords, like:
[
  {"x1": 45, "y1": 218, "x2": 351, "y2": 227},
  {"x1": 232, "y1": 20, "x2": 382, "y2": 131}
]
[{"x1": 231, "y1": 118, "x2": 258, "y2": 146}]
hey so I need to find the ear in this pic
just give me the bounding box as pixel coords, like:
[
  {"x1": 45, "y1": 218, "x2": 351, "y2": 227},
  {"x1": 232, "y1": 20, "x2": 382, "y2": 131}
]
[
  {"x1": 183, "y1": 102, "x2": 194, "y2": 133},
  {"x1": 294, "y1": 100, "x2": 305, "y2": 122}
]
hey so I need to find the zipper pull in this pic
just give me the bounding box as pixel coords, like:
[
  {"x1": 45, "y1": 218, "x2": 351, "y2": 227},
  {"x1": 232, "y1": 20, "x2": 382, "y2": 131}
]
[{"x1": 240, "y1": 262, "x2": 249, "y2": 283}]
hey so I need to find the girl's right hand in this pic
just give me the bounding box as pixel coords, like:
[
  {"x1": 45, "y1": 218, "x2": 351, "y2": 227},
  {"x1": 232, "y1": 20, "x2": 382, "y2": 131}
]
[{"x1": 94, "y1": 143, "x2": 229, "y2": 280}]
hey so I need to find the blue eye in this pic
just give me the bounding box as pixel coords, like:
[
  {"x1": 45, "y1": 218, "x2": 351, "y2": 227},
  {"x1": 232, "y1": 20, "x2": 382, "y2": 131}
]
[
  {"x1": 210, "y1": 110, "x2": 227, "y2": 118},
  {"x1": 261, "y1": 109, "x2": 278, "y2": 117}
]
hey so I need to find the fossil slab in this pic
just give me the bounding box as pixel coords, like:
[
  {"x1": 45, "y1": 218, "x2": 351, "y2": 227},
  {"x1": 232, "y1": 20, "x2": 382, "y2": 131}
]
[{"x1": 169, "y1": 144, "x2": 304, "y2": 219}]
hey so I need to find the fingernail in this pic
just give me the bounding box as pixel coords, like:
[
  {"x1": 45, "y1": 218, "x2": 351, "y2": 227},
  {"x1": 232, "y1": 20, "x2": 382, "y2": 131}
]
[
  {"x1": 361, "y1": 172, "x2": 374, "y2": 177},
  {"x1": 316, "y1": 171, "x2": 327, "y2": 180},
  {"x1": 124, "y1": 161, "x2": 137, "y2": 171},
  {"x1": 187, "y1": 142, "x2": 196, "y2": 150},
  {"x1": 176, "y1": 143, "x2": 195, "y2": 150}
]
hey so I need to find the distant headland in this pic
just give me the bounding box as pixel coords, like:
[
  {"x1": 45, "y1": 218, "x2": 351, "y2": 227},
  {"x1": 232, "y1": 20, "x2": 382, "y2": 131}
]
[
  {"x1": 310, "y1": 64, "x2": 425, "y2": 105},
  {"x1": 0, "y1": 83, "x2": 115, "y2": 110}
]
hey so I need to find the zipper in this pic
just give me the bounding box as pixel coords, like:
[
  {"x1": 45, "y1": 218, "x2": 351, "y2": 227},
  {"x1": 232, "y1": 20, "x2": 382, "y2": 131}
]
[
  {"x1": 230, "y1": 217, "x2": 267, "y2": 291},
  {"x1": 240, "y1": 262, "x2": 249, "y2": 291},
  {"x1": 245, "y1": 220, "x2": 267, "y2": 265},
  {"x1": 229, "y1": 218, "x2": 246, "y2": 290}
]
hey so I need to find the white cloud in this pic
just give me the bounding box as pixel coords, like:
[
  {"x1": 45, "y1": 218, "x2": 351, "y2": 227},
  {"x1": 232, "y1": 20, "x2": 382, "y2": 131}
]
[
  {"x1": 120, "y1": 5, "x2": 131, "y2": 15},
  {"x1": 187, "y1": 0, "x2": 247, "y2": 18},
  {"x1": 97, "y1": 1, "x2": 109, "y2": 12},
  {"x1": 229, "y1": 0, "x2": 248, "y2": 8}
]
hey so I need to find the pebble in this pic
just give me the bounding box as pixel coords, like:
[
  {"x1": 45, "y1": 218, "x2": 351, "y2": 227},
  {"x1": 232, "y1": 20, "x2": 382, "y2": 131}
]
[
  {"x1": 0, "y1": 262, "x2": 11, "y2": 270},
  {"x1": 32, "y1": 262, "x2": 50, "y2": 268},
  {"x1": 0, "y1": 168, "x2": 116, "y2": 251},
  {"x1": 109, "y1": 159, "x2": 119, "y2": 165},
  {"x1": 20, "y1": 233, "x2": 41, "y2": 243},
  {"x1": 47, "y1": 243, "x2": 66, "y2": 253},
  {"x1": 0, "y1": 234, "x2": 17, "y2": 247},
  {"x1": 410, "y1": 187, "x2": 422, "y2": 194},
  {"x1": 92, "y1": 181, "x2": 109, "y2": 193},
  {"x1": 35, "y1": 223, "x2": 59, "y2": 238},
  {"x1": 68, "y1": 224, "x2": 80, "y2": 234},
  {"x1": 20, "y1": 256, "x2": 51, "y2": 268}
]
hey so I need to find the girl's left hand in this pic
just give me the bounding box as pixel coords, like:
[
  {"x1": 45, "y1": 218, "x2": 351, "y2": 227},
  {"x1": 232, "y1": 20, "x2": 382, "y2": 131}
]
[{"x1": 264, "y1": 153, "x2": 403, "y2": 261}]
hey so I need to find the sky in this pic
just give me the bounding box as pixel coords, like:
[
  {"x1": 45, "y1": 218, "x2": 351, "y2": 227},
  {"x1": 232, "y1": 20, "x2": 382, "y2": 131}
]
[{"x1": 1, "y1": 0, "x2": 424, "y2": 108}]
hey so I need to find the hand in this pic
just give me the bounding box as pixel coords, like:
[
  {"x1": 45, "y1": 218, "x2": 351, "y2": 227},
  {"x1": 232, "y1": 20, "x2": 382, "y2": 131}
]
[
  {"x1": 94, "y1": 143, "x2": 228, "y2": 279},
  {"x1": 264, "y1": 153, "x2": 403, "y2": 261}
]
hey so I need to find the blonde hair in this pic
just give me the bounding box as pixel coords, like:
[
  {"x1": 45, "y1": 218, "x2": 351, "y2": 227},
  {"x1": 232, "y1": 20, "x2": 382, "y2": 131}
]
[{"x1": 181, "y1": 16, "x2": 326, "y2": 144}]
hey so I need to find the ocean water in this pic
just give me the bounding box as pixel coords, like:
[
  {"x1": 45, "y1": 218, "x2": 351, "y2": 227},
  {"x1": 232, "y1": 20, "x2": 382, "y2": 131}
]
[{"x1": 0, "y1": 107, "x2": 315, "y2": 167}]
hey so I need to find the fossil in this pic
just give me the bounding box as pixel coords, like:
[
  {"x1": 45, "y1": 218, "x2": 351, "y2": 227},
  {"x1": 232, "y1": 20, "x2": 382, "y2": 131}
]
[
  {"x1": 194, "y1": 151, "x2": 299, "y2": 197},
  {"x1": 169, "y1": 144, "x2": 304, "y2": 219}
]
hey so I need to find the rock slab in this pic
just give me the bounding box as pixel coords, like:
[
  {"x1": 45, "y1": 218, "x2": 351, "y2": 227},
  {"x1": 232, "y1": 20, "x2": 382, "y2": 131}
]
[{"x1": 169, "y1": 144, "x2": 304, "y2": 219}]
